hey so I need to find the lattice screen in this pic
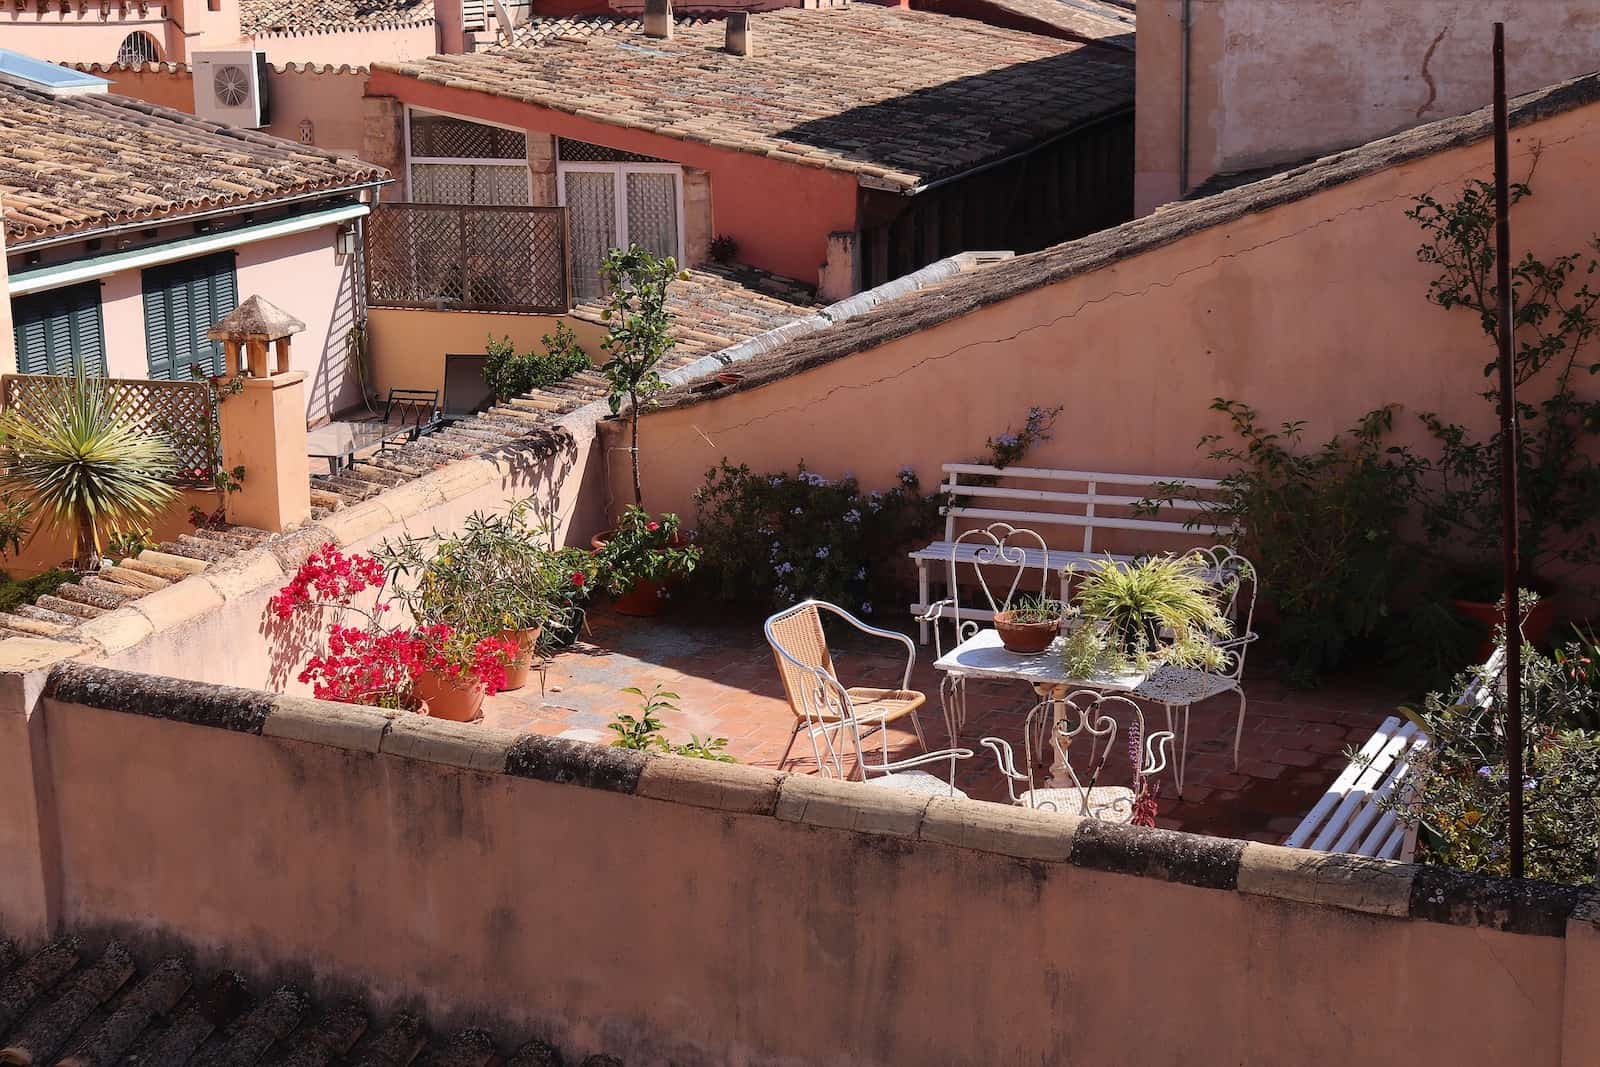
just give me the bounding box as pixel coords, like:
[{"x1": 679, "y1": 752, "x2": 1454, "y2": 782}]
[
  {"x1": 557, "y1": 137, "x2": 669, "y2": 165},
  {"x1": 409, "y1": 113, "x2": 526, "y2": 160},
  {"x1": 410, "y1": 163, "x2": 528, "y2": 206},
  {"x1": 0, "y1": 375, "x2": 216, "y2": 486},
  {"x1": 365, "y1": 204, "x2": 570, "y2": 313}
]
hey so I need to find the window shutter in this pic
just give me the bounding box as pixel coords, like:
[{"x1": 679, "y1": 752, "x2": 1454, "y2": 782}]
[
  {"x1": 141, "y1": 252, "x2": 238, "y2": 381},
  {"x1": 11, "y1": 282, "x2": 106, "y2": 376}
]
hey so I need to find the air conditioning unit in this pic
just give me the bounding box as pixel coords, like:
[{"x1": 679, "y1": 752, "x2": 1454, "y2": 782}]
[{"x1": 192, "y1": 50, "x2": 270, "y2": 129}]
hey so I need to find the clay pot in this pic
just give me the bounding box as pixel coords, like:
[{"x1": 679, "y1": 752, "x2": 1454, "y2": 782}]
[
  {"x1": 590, "y1": 529, "x2": 684, "y2": 618},
  {"x1": 1451, "y1": 596, "x2": 1559, "y2": 660},
  {"x1": 499, "y1": 626, "x2": 542, "y2": 692},
  {"x1": 994, "y1": 610, "x2": 1060, "y2": 655},
  {"x1": 413, "y1": 670, "x2": 487, "y2": 722}
]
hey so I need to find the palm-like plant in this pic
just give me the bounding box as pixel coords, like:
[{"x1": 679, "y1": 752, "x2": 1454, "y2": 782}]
[
  {"x1": 0, "y1": 374, "x2": 179, "y2": 570},
  {"x1": 1070, "y1": 553, "x2": 1233, "y2": 671}
]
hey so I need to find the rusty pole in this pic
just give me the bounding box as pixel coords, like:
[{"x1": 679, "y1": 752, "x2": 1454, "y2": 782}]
[{"x1": 1491, "y1": 21, "x2": 1525, "y2": 879}]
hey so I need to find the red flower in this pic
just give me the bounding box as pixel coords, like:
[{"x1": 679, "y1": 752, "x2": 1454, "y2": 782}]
[
  {"x1": 646, "y1": 521, "x2": 660, "y2": 532},
  {"x1": 571, "y1": 570, "x2": 587, "y2": 588}
]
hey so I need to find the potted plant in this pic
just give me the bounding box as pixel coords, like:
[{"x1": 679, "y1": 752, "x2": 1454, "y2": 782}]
[
  {"x1": 993, "y1": 593, "x2": 1064, "y2": 654},
  {"x1": 591, "y1": 506, "x2": 701, "y2": 617},
  {"x1": 1065, "y1": 554, "x2": 1233, "y2": 674},
  {"x1": 375, "y1": 502, "x2": 596, "y2": 691},
  {"x1": 1408, "y1": 179, "x2": 1600, "y2": 650},
  {"x1": 410, "y1": 622, "x2": 516, "y2": 722},
  {"x1": 271, "y1": 543, "x2": 516, "y2": 719}
]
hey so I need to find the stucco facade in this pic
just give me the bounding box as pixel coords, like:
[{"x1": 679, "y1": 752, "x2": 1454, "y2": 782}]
[
  {"x1": 616, "y1": 91, "x2": 1600, "y2": 547},
  {"x1": 1135, "y1": 0, "x2": 1600, "y2": 213}
]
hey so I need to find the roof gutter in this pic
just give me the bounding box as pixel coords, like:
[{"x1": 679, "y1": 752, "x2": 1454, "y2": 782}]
[
  {"x1": 7, "y1": 201, "x2": 369, "y2": 296},
  {"x1": 8, "y1": 180, "x2": 390, "y2": 253}
]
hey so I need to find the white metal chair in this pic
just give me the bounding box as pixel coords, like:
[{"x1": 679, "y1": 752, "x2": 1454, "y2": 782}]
[
  {"x1": 766, "y1": 600, "x2": 970, "y2": 795},
  {"x1": 918, "y1": 522, "x2": 1055, "y2": 660},
  {"x1": 1130, "y1": 546, "x2": 1259, "y2": 797},
  {"x1": 981, "y1": 691, "x2": 1173, "y2": 823}
]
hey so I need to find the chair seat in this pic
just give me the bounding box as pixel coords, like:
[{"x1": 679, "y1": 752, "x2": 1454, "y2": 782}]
[
  {"x1": 846, "y1": 688, "x2": 925, "y2": 721},
  {"x1": 864, "y1": 770, "x2": 970, "y2": 799},
  {"x1": 1018, "y1": 785, "x2": 1135, "y2": 823},
  {"x1": 1132, "y1": 665, "x2": 1239, "y2": 705}
]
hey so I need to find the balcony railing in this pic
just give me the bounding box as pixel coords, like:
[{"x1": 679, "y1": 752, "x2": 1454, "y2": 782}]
[{"x1": 364, "y1": 203, "x2": 572, "y2": 315}]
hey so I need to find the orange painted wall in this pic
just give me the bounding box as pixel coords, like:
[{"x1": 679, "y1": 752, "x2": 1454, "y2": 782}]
[
  {"x1": 365, "y1": 70, "x2": 862, "y2": 286},
  {"x1": 616, "y1": 102, "x2": 1600, "y2": 551}
]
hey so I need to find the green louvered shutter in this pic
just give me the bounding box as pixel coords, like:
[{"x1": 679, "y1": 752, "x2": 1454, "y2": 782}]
[
  {"x1": 10, "y1": 282, "x2": 107, "y2": 376},
  {"x1": 141, "y1": 251, "x2": 238, "y2": 380}
]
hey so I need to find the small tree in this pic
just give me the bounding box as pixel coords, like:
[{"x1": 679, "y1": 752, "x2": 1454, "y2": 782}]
[
  {"x1": 1407, "y1": 179, "x2": 1600, "y2": 587},
  {"x1": 598, "y1": 245, "x2": 684, "y2": 509},
  {"x1": 0, "y1": 373, "x2": 179, "y2": 570}
]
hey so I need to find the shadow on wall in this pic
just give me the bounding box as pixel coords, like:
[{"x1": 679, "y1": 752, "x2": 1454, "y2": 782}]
[{"x1": 306, "y1": 249, "x2": 364, "y2": 423}]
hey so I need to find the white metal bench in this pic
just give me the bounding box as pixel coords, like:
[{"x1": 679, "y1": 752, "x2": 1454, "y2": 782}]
[
  {"x1": 1284, "y1": 650, "x2": 1502, "y2": 859},
  {"x1": 909, "y1": 463, "x2": 1222, "y2": 643}
]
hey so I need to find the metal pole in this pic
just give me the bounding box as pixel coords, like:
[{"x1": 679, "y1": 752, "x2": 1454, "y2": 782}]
[{"x1": 1492, "y1": 21, "x2": 1525, "y2": 879}]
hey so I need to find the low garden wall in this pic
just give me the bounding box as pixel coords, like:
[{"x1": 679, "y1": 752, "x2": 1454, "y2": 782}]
[{"x1": 0, "y1": 660, "x2": 1595, "y2": 1064}]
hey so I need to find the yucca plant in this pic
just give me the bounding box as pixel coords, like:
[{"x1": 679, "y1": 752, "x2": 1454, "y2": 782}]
[
  {"x1": 0, "y1": 374, "x2": 179, "y2": 570},
  {"x1": 1068, "y1": 554, "x2": 1233, "y2": 672}
]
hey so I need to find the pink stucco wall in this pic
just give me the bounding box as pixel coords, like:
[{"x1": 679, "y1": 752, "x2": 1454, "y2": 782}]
[
  {"x1": 0, "y1": 687, "x2": 1589, "y2": 1064},
  {"x1": 1135, "y1": 0, "x2": 1600, "y2": 213},
  {"x1": 615, "y1": 100, "x2": 1600, "y2": 546},
  {"x1": 246, "y1": 24, "x2": 436, "y2": 65},
  {"x1": 0, "y1": 13, "x2": 178, "y2": 66},
  {"x1": 364, "y1": 70, "x2": 863, "y2": 286}
]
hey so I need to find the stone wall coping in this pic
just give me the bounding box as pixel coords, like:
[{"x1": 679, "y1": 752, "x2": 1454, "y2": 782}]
[{"x1": 39, "y1": 662, "x2": 1600, "y2": 939}]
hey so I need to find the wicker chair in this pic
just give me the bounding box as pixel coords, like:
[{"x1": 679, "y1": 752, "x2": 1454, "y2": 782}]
[{"x1": 766, "y1": 600, "x2": 969, "y2": 796}]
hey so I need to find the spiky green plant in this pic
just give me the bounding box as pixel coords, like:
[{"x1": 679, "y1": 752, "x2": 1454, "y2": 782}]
[
  {"x1": 0, "y1": 374, "x2": 179, "y2": 570},
  {"x1": 1069, "y1": 554, "x2": 1233, "y2": 671}
]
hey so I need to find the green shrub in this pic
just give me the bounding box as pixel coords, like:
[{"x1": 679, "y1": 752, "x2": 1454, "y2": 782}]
[
  {"x1": 1392, "y1": 634, "x2": 1599, "y2": 885},
  {"x1": 694, "y1": 462, "x2": 940, "y2": 617},
  {"x1": 0, "y1": 569, "x2": 75, "y2": 615},
  {"x1": 482, "y1": 321, "x2": 590, "y2": 403}
]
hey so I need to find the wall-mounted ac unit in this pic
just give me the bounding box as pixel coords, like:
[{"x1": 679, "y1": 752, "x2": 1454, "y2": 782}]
[{"x1": 192, "y1": 50, "x2": 270, "y2": 129}]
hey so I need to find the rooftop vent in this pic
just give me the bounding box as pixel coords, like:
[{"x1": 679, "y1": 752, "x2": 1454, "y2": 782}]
[
  {"x1": 0, "y1": 50, "x2": 110, "y2": 96},
  {"x1": 725, "y1": 11, "x2": 752, "y2": 56},
  {"x1": 642, "y1": 0, "x2": 672, "y2": 39}
]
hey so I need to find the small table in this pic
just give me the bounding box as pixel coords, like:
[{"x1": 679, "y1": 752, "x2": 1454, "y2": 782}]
[
  {"x1": 932, "y1": 628, "x2": 1147, "y2": 785},
  {"x1": 307, "y1": 420, "x2": 411, "y2": 474}
]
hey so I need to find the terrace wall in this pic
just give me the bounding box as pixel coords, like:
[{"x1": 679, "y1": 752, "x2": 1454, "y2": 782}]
[
  {"x1": 614, "y1": 93, "x2": 1600, "y2": 552},
  {"x1": 0, "y1": 660, "x2": 1594, "y2": 1064},
  {"x1": 365, "y1": 309, "x2": 608, "y2": 400}
]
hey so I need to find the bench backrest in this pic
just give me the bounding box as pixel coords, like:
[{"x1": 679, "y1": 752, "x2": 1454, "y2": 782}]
[{"x1": 940, "y1": 464, "x2": 1225, "y2": 553}]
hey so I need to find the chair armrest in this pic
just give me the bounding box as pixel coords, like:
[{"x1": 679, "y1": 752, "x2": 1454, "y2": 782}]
[
  {"x1": 812, "y1": 600, "x2": 918, "y2": 691},
  {"x1": 875, "y1": 747, "x2": 974, "y2": 774},
  {"x1": 917, "y1": 599, "x2": 954, "y2": 623}
]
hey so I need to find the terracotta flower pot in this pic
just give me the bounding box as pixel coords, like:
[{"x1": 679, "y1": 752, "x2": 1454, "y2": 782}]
[
  {"x1": 413, "y1": 669, "x2": 487, "y2": 722},
  {"x1": 590, "y1": 528, "x2": 685, "y2": 618},
  {"x1": 1451, "y1": 596, "x2": 1559, "y2": 660},
  {"x1": 499, "y1": 626, "x2": 542, "y2": 692},
  {"x1": 994, "y1": 610, "x2": 1060, "y2": 655}
]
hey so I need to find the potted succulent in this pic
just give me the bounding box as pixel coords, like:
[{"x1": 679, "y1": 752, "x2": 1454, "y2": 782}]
[
  {"x1": 1065, "y1": 554, "x2": 1233, "y2": 674},
  {"x1": 591, "y1": 506, "x2": 701, "y2": 617},
  {"x1": 374, "y1": 502, "x2": 597, "y2": 691},
  {"x1": 993, "y1": 593, "x2": 1064, "y2": 655}
]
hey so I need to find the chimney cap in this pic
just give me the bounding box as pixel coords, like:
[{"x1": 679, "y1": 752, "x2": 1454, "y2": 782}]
[
  {"x1": 207, "y1": 295, "x2": 306, "y2": 343},
  {"x1": 642, "y1": 0, "x2": 673, "y2": 39},
  {"x1": 725, "y1": 10, "x2": 752, "y2": 55}
]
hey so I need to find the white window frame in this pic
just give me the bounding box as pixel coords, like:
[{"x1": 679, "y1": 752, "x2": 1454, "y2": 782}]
[
  {"x1": 403, "y1": 105, "x2": 531, "y2": 204},
  {"x1": 556, "y1": 161, "x2": 686, "y2": 265}
]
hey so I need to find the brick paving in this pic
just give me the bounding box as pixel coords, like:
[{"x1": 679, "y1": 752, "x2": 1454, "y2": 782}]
[{"x1": 483, "y1": 604, "x2": 1405, "y2": 843}]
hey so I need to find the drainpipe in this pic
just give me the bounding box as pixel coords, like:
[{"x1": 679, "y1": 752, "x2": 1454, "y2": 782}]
[{"x1": 1178, "y1": 0, "x2": 1192, "y2": 198}]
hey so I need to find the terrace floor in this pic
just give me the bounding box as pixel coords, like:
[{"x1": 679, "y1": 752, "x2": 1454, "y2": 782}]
[{"x1": 483, "y1": 604, "x2": 1406, "y2": 843}]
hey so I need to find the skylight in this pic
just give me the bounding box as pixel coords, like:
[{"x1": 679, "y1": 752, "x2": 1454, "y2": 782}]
[{"x1": 0, "y1": 49, "x2": 111, "y2": 96}]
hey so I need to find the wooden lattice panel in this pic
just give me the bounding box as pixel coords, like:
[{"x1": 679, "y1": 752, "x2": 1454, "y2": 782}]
[
  {"x1": 1, "y1": 374, "x2": 217, "y2": 486},
  {"x1": 365, "y1": 204, "x2": 571, "y2": 314}
]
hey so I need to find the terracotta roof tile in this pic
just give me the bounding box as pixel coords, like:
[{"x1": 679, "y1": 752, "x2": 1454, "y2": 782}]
[
  {"x1": 239, "y1": 0, "x2": 434, "y2": 34},
  {"x1": 946, "y1": 0, "x2": 1135, "y2": 49},
  {"x1": 0, "y1": 85, "x2": 388, "y2": 244},
  {"x1": 377, "y1": 5, "x2": 1133, "y2": 190}
]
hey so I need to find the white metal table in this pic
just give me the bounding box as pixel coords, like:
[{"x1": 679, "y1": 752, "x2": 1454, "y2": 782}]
[{"x1": 932, "y1": 628, "x2": 1147, "y2": 785}]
